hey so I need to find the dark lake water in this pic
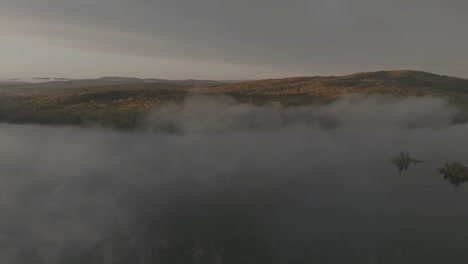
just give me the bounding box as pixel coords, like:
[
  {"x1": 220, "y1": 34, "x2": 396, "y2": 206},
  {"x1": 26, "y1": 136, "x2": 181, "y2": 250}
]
[{"x1": 0, "y1": 120, "x2": 467, "y2": 263}]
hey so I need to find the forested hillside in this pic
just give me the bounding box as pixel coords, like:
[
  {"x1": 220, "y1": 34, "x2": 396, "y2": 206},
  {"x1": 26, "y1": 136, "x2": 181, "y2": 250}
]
[
  {"x1": 207, "y1": 70, "x2": 468, "y2": 107},
  {"x1": 1, "y1": 70, "x2": 467, "y2": 129}
]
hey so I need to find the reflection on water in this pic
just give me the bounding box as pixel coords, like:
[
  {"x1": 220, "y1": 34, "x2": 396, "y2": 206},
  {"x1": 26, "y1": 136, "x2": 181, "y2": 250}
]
[
  {"x1": 439, "y1": 162, "x2": 468, "y2": 188},
  {"x1": 389, "y1": 151, "x2": 424, "y2": 173}
]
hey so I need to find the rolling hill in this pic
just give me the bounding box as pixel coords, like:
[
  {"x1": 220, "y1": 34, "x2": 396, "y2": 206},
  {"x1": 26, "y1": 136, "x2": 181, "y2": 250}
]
[
  {"x1": 206, "y1": 70, "x2": 468, "y2": 106},
  {"x1": 0, "y1": 70, "x2": 467, "y2": 129}
]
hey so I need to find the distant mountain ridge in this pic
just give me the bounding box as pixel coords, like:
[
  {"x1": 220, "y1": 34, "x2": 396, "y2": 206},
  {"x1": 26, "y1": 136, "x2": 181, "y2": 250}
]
[{"x1": 4, "y1": 76, "x2": 236, "y2": 86}]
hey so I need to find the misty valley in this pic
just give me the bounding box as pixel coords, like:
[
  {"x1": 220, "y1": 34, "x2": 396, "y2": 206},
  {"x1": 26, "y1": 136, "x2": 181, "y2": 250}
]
[{"x1": 1, "y1": 95, "x2": 468, "y2": 264}]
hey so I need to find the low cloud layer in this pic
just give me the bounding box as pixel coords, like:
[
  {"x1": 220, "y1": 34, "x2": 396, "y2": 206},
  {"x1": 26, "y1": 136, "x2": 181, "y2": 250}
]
[
  {"x1": 1, "y1": 95, "x2": 468, "y2": 263},
  {"x1": 144, "y1": 95, "x2": 459, "y2": 134}
]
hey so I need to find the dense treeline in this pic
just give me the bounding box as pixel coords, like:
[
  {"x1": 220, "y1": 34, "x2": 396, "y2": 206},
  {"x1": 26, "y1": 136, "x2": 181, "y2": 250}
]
[{"x1": 0, "y1": 83, "x2": 189, "y2": 129}]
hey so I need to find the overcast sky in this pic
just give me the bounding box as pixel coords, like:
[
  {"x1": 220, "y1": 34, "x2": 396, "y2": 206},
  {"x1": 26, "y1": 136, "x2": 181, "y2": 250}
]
[{"x1": 0, "y1": 0, "x2": 467, "y2": 79}]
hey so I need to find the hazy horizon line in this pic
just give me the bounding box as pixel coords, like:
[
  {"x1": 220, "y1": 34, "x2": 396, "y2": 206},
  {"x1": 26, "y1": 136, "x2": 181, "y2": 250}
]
[{"x1": 2, "y1": 69, "x2": 467, "y2": 84}]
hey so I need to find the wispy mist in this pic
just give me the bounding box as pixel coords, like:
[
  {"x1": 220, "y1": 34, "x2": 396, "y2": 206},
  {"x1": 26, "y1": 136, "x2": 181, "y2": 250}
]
[
  {"x1": 1, "y1": 95, "x2": 468, "y2": 263},
  {"x1": 144, "y1": 95, "x2": 458, "y2": 133}
]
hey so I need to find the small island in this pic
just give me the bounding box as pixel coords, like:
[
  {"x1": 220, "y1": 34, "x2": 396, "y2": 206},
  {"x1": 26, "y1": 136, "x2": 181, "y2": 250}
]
[
  {"x1": 389, "y1": 151, "x2": 424, "y2": 173},
  {"x1": 438, "y1": 162, "x2": 468, "y2": 187}
]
